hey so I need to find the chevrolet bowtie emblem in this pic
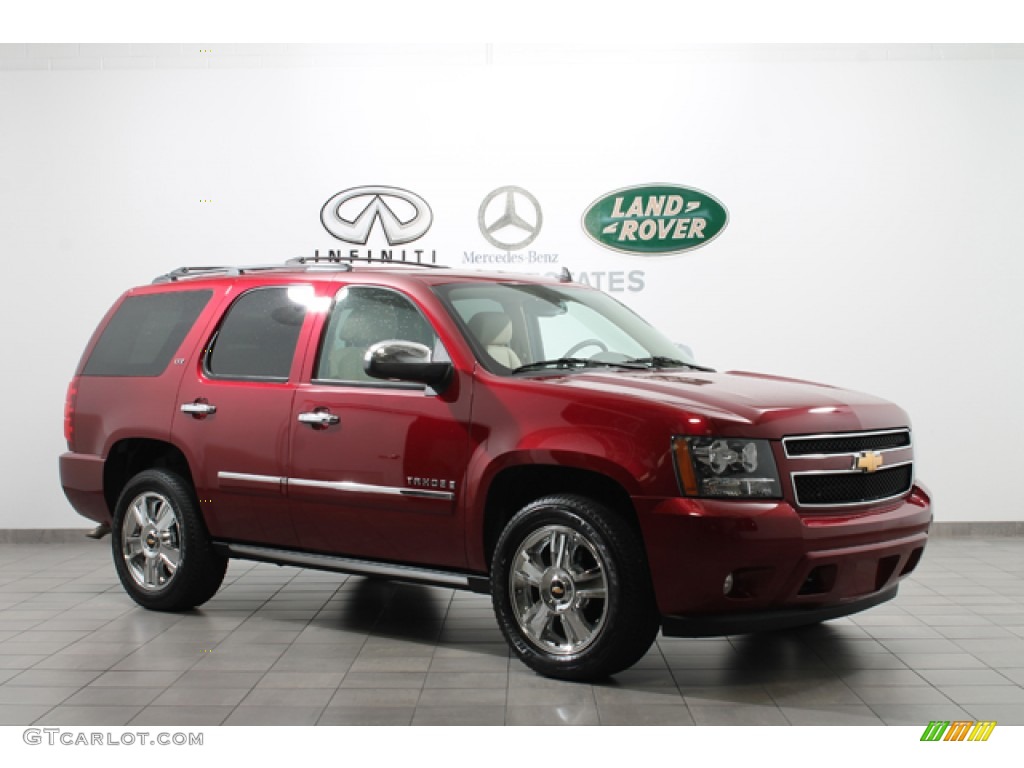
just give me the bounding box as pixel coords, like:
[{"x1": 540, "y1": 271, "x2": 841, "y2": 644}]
[{"x1": 854, "y1": 451, "x2": 884, "y2": 473}]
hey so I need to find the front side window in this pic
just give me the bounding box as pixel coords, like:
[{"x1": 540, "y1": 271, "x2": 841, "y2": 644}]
[
  {"x1": 205, "y1": 287, "x2": 307, "y2": 380},
  {"x1": 315, "y1": 285, "x2": 443, "y2": 383}
]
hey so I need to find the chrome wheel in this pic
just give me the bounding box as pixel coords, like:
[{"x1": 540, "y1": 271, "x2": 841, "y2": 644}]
[
  {"x1": 120, "y1": 491, "x2": 182, "y2": 592},
  {"x1": 509, "y1": 524, "x2": 609, "y2": 656}
]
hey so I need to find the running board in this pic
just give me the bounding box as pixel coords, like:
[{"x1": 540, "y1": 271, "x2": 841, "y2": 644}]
[{"x1": 217, "y1": 542, "x2": 490, "y2": 593}]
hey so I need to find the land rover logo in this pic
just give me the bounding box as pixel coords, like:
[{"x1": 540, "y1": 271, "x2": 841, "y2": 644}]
[
  {"x1": 582, "y1": 184, "x2": 728, "y2": 255},
  {"x1": 321, "y1": 186, "x2": 433, "y2": 246},
  {"x1": 478, "y1": 186, "x2": 543, "y2": 251}
]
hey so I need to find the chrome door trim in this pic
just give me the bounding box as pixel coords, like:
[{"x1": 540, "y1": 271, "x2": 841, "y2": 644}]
[
  {"x1": 217, "y1": 471, "x2": 284, "y2": 485},
  {"x1": 216, "y1": 472, "x2": 453, "y2": 500},
  {"x1": 288, "y1": 477, "x2": 454, "y2": 501}
]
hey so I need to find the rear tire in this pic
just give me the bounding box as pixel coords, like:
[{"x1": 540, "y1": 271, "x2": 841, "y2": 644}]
[
  {"x1": 111, "y1": 469, "x2": 227, "y2": 611},
  {"x1": 491, "y1": 494, "x2": 660, "y2": 681}
]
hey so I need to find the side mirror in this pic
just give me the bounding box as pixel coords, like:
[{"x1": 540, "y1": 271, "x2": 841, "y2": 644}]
[{"x1": 364, "y1": 340, "x2": 453, "y2": 392}]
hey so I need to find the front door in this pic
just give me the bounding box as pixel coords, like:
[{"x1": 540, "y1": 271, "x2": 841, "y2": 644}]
[{"x1": 287, "y1": 284, "x2": 473, "y2": 569}]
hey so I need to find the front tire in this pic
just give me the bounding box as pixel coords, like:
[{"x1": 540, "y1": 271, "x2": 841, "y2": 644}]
[
  {"x1": 491, "y1": 494, "x2": 659, "y2": 681},
  {"x1": 111, "y1": 469, "x2": 227, "y2": 611}
]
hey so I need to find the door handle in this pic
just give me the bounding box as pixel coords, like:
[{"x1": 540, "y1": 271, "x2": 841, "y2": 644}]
[
  {"x1": 181, "y1": 401, "x2": 217, "y2": 417},
  {"x1": 298, "y1": 410, "x2": 340, "y2": 427}
]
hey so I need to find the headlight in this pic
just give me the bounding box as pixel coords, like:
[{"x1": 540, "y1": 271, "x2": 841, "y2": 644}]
[{"x1": 672, "y1": 436, "x2": 782, "y2": 499}]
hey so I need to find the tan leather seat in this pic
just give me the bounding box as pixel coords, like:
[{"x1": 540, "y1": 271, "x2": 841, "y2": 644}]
[
  {"x1": 467, "y1": 312, "x2": 522, "y2": 369},
  {"x1": 325, "y1": 311, "x2": 380, "y2": 381}
]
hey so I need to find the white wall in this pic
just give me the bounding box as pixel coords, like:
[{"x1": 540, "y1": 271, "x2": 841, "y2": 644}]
[{"x1": 1, "y1": 44, "x2": 1022, "y2": 527}]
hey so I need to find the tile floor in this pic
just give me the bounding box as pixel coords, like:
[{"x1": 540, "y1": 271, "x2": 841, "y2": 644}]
[{"x1": 1, "y1": 537, "x2": 1022, "y2": 726}]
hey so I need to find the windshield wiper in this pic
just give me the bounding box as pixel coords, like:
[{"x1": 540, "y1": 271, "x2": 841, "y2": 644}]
[
  {"x1": 625, "y1": 356, "x2": 716, "y2": 372},
  {"x1": 512, "y1": 358, "x2": 647, "y2": 374}
]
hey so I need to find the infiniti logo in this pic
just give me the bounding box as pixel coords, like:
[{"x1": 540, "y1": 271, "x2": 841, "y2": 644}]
[
  {"x1": 321, "y1": 186, "x2": 433, "y2": 246},
  {"x1": 478, "y1": 186, "x2": 543, "y2": 251}
]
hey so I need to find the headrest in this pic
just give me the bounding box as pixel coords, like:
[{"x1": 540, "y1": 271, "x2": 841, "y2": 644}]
[
  {"x1": 337, "y1": 310, "x2": 384, "y2": 345},
  {"x1": 467, "y1": 312, "x2": 513, "y2": 346}
]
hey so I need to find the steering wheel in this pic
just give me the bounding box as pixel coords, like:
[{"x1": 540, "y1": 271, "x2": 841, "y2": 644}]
[{"x1": 563, "y1": 339, "x2": 608, "y2": 358}]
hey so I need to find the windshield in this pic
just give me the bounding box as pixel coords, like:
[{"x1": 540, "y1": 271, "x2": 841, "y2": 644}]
[{"x1": 434, "y1": 282, "x2": 700, "y2": 375}]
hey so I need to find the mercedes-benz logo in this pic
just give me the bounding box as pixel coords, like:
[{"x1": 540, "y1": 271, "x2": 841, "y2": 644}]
[
  {"x1": 321, "y1": 186, "x2": 433, "y2": 246},
  {"x1": 478, "y1": 186, "x2": 543, "y2": 251}
]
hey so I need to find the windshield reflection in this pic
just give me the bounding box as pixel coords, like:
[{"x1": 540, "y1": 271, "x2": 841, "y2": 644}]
[{"x1": 434, "y1": 282, "x2": 701, "y2": 376}]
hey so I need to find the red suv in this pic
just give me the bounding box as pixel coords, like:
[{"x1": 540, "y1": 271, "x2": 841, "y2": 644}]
[{"x1": 60, "y1": 258, "x2": 931, "y2": 680}]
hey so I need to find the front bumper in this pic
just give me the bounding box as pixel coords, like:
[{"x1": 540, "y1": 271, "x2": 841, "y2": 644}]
[
  {"x1": 636, "y1": 484, "x2": 932, "y2": 630},
  {"x1": 662, "y1": 584, "x2": 899, "y2": 637}
]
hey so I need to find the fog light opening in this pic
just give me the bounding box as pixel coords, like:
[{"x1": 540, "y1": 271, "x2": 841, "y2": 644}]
[
  {"x1": 723, "y1": 572, "x2": 735, "y2": 596},
  {"x1": 875, "y1": 555, "x2": 901, "y2": 591},
  {"x1": 900, "y1": 547, "x2": 924, "y2": 576},
  {"x1": 723, "y1": 567, "x2": 772, "y2": 600},
  {"x1": 797, "y1": 564, "x2": 838, "y2": 596}
]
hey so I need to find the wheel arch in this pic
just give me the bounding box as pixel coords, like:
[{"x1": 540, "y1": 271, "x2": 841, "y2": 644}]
[
  {"x1": 477, "y1": 460, "x2": 642, "y2": 571},
  {"x1": 103, "y1": 438, "x2": 195, "y2": 514}
]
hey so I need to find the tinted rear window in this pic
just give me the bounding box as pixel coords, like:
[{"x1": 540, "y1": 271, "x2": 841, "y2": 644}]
[
  {"x1": 205, "y1": 287, "x2": 307, "y2": 380},
  {"x1": 83, "y1": 290, "x2": 212, "y2": 377}
]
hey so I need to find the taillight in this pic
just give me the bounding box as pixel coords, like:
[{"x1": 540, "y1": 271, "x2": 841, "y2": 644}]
[{"x1": 64, "y1": 378, "x2": 79, "y2": 450}]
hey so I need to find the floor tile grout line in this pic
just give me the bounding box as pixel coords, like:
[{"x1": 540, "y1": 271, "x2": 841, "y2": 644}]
[
  {"x1": 311, "y1": 572, "x2": 382, "y2": 726},
  {"x1": 654, "y1": 636, "x2": 697, "y2": 726},
  {"x1": 416, "y1": 587, "x2": 462, "y2": 725},
  {"x1": 5, "y1": 539, "x2": 1024, "y2": 726},
  {"x1": 218, "y1": 565, "x2": 335, "y2": 725},
  {"x1": 16, "y1": 557, "x2": 170, "y2": 726}
]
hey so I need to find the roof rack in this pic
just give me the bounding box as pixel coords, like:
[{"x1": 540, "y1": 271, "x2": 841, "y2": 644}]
[
  {"x1": 287, "y1": 256, "x2": 351, "y2": 272},
  {"x1": 152, "y1": 255, "x2": 450, "y2": 284},
  {"x1": 152, "y1": 264, "x2": 310, "y2": 283},
  {"x1": 152, "y1": 266, "x2": 242, "y2": 283}
]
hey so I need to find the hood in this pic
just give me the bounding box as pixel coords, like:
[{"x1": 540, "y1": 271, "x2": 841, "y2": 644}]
[{"x1": 541, "y1": 368, "x2": 908, "y2": 436}]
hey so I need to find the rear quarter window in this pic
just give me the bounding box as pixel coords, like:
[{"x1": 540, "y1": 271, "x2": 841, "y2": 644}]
[{"x1": 83, "y1": 290, "x2": 213, "y2": 377}]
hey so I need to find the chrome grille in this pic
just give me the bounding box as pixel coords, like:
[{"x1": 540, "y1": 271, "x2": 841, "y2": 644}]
[
  {"x1": 783, "y1": 428, "x2": 911, "y2": 458},
  {"x1": 785, "y1": 428, "x2": 914, "y2": 508},
  {"x1": 793, "y1": 463, "x2": 913, "y2": 507}
]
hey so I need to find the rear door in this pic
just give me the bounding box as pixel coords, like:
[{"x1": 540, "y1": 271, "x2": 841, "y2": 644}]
[
  {"x1": 286, "y1": 283, "x2": 473, "y2": 569},
  {"x1": 172, "y1": 284, "x2": 319, "y2": 546}
]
